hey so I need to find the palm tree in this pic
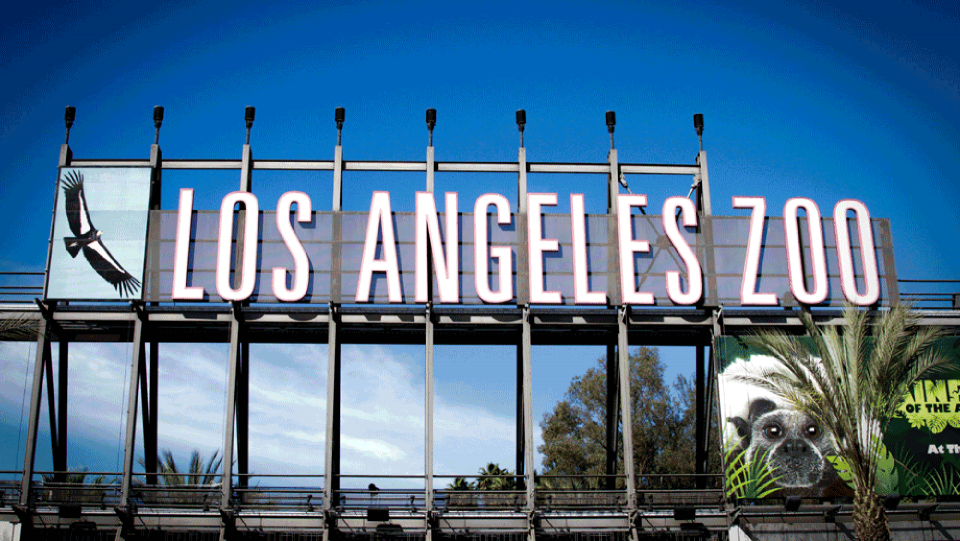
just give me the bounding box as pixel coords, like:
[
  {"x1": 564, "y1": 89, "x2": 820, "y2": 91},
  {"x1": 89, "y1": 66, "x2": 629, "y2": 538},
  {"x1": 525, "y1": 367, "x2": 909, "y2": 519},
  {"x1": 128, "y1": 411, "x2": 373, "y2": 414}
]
[
  {"x1": 0, "y1": 315, "x2": 37, "y2": 341},
  {"x1": 140, "y1": 449, "x2": 222, "y2": 486},
  {"x1": 446, "y1": 477, "x2": 474, "y2": 491},
  {"x1": 476, "y1": 463, "x2": 516, "y2": 491},
  {"x1": 737, "y1": 304, "x2": 948, "y2": 541}
]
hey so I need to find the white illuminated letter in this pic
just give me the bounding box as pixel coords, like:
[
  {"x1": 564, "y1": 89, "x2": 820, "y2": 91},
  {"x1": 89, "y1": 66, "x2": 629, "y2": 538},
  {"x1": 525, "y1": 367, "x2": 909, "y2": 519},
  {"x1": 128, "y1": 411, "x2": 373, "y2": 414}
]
[
  {"x1": 662, "y1": 197, "x2": 703, "y2": 305},
  {"x1": 474, "y1": 194, "x2": 513, "y2": 303},
  {"x1": 272, "y1": 191, "x2": 312, "y2": 302},
  {"x1": 732, "y1": 196, "x2": 777, "y2": 306},
  {"x1": 216, "y1": 191, "x2": 260, "y2": 302},
  {"x1": 784, "y1": 197, "x2": 828, "y2": 305},
  {"x1": 834, "y1": 200, "x2": 880, "y2": 305},
  {"x1": 172, "y1": 188, "x2": 204, "y2": 300},
  {"x1": 527, "y1": 193, "x2": 561, "y2": 304},
  {"x1": 415, "y1": 192, "x2": 460, "y2": 303},
  {"x1": 356, "y1": 192, "x2": 402, "y2": 303},
  {"x1": 571, "y1": 194, "x2": 605, "y2": 304},
  {"x1": 616, "y1": 194, "x2": 654, "y2": 305}
]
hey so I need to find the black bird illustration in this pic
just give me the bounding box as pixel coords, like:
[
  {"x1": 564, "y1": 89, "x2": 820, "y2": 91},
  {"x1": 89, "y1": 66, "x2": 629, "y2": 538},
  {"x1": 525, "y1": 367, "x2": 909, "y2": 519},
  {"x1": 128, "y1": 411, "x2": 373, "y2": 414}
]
[{"x1": 61, "y1": 170, "x2": 141, "y2": 297}]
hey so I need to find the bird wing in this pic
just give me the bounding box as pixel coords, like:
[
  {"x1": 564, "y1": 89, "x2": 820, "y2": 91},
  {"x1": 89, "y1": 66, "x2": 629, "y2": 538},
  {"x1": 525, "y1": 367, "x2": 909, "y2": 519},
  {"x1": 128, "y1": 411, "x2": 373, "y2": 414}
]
[
  {"x1": 61, "y1": 170, "x2": 94, "y2": 236},
  {"x1": 81, "y1": 238, "x2": 141, "y2": 297}
]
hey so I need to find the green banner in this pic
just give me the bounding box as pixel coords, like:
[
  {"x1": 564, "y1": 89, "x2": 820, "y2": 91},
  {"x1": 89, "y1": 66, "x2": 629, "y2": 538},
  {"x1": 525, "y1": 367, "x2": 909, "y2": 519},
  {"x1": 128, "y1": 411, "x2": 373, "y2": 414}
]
[{"x1": 717, "y1": 336, "x2": 960, "y2": 499}]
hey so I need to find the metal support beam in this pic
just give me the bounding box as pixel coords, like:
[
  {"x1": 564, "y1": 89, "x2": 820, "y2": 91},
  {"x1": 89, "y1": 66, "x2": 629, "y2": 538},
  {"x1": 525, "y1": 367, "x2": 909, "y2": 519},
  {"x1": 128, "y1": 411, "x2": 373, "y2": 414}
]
[
  {"x1": 120, "y1": 312, "x2": 147, "y2": 507},
  {"x1": 237, "y1": 341, "x2": 249, "y2": 491},
  {"x1": 425, "y1": 304, "x2": 435, "y2": 540},
  {"x1": 617, "y1": 306, "x2": 637, "y2": 512},
  {"x1": 605, "y1": 344, "x2": 618, "y2": 490},
  {"x1": 43, "y1": 341, "x2": 58, "y2": 476},
  {"x1": 20, "y1": 317, "x2": 52, "y2": 506},
  {"x1": 322, "y1": 304, "x2": 342, "y2": 541},
  {"x1": 56, "y1": 341, "x2": 68, "y2": 481},
  {"x1": 145, "y1": 341, "x2": 158, "y2": 486},
  {"x1": 521, "y1": 305, "x2": 535, "y2": 541},
  {"x1": 695, "y1": 345, "x2": 706, "y2": 488},
  {"x1": 517, "y1": 147, "x2": 529, "y2": 305},
  {"x1": 516, "y1": 344, "x2": 525, "y2": 488},
  {"x1": 220, "y1": 306, "x2": 242, "y2": 510},
  {"x1": 607, "y1": 149, "x2": 621, "y2": 305}
]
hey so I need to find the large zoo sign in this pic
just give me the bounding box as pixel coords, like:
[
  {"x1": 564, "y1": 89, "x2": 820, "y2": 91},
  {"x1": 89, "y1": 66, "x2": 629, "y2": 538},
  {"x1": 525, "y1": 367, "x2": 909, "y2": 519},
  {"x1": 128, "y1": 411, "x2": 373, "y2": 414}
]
[{"x1": 45, "y1": 167, "x2": 897, "y2": 306}]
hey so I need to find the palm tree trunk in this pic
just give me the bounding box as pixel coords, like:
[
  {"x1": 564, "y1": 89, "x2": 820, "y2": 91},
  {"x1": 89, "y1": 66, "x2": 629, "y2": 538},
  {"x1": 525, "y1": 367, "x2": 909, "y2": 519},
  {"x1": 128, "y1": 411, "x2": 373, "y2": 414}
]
[{"x1": 853, "y1": 489, "x2": 889, "y2": 541}]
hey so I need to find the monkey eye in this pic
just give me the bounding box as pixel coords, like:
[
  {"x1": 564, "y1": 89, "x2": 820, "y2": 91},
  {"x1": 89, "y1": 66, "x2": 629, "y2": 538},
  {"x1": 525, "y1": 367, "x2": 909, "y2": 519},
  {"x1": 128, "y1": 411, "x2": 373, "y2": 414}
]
[
  {"x1": 762, "y1": 423, "x2": 783, "y2": 439},
  {"x1": 805, "y1": 424, "x2": 822, "y2": 439}
]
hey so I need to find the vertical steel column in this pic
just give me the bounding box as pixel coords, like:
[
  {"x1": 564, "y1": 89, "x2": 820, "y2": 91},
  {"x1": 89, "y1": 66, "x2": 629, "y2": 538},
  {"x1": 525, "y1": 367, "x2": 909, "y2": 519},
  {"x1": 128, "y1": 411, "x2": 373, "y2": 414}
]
[
  {"x1": 605, "y1": 145, "x2": 621, "y2": 490},
  {"x1": 605, "y1": 344, "x2": 617, "y2": 490},
  {"x1": 237, "y1": 342, "x2": 249, "y2": 491},
  {"x1": 322, "y1": 304, "x2": 342, "y2": 537},
  {"x1": 220, "y1": 306, "x2": 242, "y2": 509},
  {"x1": 120, "y1": 310, "x2": 147, "y2": 507},
  {"x1": 145, "y1": 342, "x2": 158, "y2": 486},
  {"x1": 607, "y1": 149, "x2": 621, "y2": 306},
  {"x1": 425, "y1": 305, "x2": 435, "y2": 536},
  {"x1": 43, "y1": 341, "x2": 58, "y2": 477},
  {"x1": 521, "y1": 306, "x2": 535, "y2": 541},
  {"x1": 695, "y1": 345, "x2": 706, "y2": 488},
  {"x1": 145, "y1": 141, "x2": 162, "y2": 485},
  {"x1": 55, "y1": 341, "x2": 68, "y2": 481},
  {"x1": 617, "y1": 307, "x2": 637, "y2": 511},
  {"x1": 516, "y1": 145, "x2": 529, "y2": 486},
  {"x1": 424, "y1": 141, "x2": 436, "y2": 531},
  {"x1": 20, "y1": 317, "x2": 52, "y2": 506}
]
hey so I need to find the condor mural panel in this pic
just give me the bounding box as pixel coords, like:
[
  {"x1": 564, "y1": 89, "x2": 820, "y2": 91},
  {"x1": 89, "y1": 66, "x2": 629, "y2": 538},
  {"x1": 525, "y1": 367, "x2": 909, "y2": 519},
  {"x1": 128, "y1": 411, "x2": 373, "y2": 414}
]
[
  {"x1": 45, "y1": 167, "x2": 150, "y2": 300},
  {"x1": 717, "y1": 336, "x2": 960, "y2": 500}
]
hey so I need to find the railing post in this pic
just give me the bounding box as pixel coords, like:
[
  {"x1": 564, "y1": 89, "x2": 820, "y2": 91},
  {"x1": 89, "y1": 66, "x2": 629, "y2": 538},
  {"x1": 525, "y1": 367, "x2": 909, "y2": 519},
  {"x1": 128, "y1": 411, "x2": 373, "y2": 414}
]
[{"x1": 120, "y1": 306, "x2": 146, "y2": 508}]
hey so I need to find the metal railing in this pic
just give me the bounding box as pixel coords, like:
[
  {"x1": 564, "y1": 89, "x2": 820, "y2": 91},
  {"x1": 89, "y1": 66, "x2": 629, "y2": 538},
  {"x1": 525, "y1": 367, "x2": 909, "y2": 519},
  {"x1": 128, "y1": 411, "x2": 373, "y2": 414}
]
[
  {"x1": 898, "y1": 279, "x2": 960, "y2": 309},
  {"x1": 0, "y1": 272, "x2": 43, "y2": 305}
]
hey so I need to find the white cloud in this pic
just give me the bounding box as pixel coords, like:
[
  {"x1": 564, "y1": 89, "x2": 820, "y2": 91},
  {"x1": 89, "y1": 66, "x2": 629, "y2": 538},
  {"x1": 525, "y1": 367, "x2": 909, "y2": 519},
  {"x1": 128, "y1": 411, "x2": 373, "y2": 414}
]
[{"x1": 0, "y1": 339, "x2": 543, "y2": 485}]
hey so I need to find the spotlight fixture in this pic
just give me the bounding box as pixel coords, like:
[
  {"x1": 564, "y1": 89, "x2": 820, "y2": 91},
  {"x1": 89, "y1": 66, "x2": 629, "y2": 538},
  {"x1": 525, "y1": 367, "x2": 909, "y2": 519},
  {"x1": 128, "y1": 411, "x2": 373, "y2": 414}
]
[
  {"x1": 426, "y1": 108, "x2": 437, "y2": 146},
  {"x1": 918, "y1": 503, "x2": 938, "y2": 522},
  {"x1": 884, "y1": 493, "x2": 901, "y2": 510},
  {"x1": 335, "y1": 107, "x2": 345, "y2": 145},
  {"x1": 153, "y1": 106, "x2": 164, "y2": 144},
  {"x1": 823, "y1": 505, "x2": 841, "y2": 523},
  {"x1": 64, "y1": 106, "x2": 76, "y2": 144},
  {"x1": 606, "y1": 110, "x2": 616, "y2": 149},
  {"x1": 694, "y1": 113, "x2": 704, "y2": 150},
  {"x1": 516, "y1": 109, "x2": 526, "y2": 147},
  {"x1": 244, "y1": 106, "x2": 256, "y2": 144},
  {"x1": 784, "y1": 496, "x2": 802, "y2": 512}
]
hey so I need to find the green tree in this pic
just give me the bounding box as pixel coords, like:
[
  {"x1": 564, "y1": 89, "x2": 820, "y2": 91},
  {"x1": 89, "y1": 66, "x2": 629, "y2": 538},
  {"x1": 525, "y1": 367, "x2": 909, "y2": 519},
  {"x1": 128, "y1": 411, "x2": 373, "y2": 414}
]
[
  {"x1": 739, "y1": 305, "x2": 948, "y2": 541},
  {"x1": 538, "y1": 346, "x2": 717, "y2": 488}
]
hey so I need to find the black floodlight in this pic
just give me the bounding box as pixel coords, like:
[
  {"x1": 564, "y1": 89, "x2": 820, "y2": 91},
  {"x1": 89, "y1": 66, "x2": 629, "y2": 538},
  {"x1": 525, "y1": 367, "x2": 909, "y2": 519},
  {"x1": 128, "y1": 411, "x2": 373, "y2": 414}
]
[
  {"x1": 245, "y1": 106, "x2": 256, "y2": 144},
  {"x1": 673, "y1": 506, "x2": 695, "y2": 521},
  {"x1": 516, "y1": 109, "x2": 526, "y2": 147},
  {"x1": 64, "y1": 106, "x2": 76, "y2": 144},
  {"x1": 153, "y1": 106, "x2": 164, "y2": 144},
  {"x1": 823, "y1": 505, "x2": 841, "y2": 523},
  {"x1": 606, "y1": 110, "x2": 616, "y2": 149},
  {"x1": 694, "y1": 113, "x2": 704, "y2": 151},
  {"x1": 426, "y1": 108, "x2": 437, "y2": 146},
  {"x1": 335, "y1": 107, "x2": 345, "y2": 145},
  {"x1": 884, "y1": 493, "x2": 901, "y2": 510},
  {"x1": 784, "y1": 496, "x2": 802, "y2": 512}
]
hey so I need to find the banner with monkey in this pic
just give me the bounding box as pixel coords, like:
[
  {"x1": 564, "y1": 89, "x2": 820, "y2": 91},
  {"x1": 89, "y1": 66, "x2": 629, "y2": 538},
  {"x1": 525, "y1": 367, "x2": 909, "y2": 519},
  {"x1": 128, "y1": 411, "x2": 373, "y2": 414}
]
[{"x1": 717, "y1": 336, "x2": 960, "y2": 499}]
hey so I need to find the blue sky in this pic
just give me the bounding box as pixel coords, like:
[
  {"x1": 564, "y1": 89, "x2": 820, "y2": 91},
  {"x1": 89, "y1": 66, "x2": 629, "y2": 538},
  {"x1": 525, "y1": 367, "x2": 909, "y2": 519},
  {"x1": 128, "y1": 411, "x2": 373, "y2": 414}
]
[{"x1": 1, "y1": 1, "x2": 958, "y2": 483}]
